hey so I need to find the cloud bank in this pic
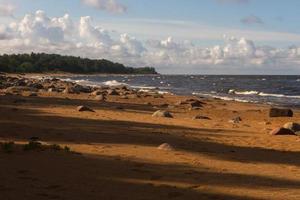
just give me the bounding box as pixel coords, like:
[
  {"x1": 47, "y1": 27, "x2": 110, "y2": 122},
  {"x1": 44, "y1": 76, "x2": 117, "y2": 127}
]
[{"x1": 0, "y1": 10, "x2": 300, "y2": 74}]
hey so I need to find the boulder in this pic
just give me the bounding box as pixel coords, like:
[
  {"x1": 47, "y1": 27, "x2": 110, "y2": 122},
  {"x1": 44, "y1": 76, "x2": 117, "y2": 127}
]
[
  {"x1": 193, "y1": 115, "x2": 211, "y2": 120},
  {"x1": 77, "y1": 106, "x2": 95, "y2": 112},
  {"x1": 269, "y1": 108, "x2": 293, "y2": 117},
  {"x1": 74, "y1": 85, "x2": 92, "y2": 93},
  {"x1": 283, "y1": 122, "x2": 300, "y2": 132},
  {"x1": 157, "y1": 143, "x2": 174, "y2": 151},
  {"x1": 269, "y1": 127, "x2": 295, "y2": 136},
  {"x1": 152, "y1": 110, "x2": 173, "y2": 118},
  {"x1": 190, "y1": 100, "x2": 204, "y2": 108}
]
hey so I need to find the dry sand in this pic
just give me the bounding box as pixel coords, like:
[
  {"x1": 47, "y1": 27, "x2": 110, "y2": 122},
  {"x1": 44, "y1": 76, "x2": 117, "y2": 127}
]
[{"x1": 1, "y1": 78, "x2": 300, "y2": 200}]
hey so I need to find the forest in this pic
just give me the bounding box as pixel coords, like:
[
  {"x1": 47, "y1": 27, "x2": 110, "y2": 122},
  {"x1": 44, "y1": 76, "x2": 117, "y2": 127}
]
[{"x1": 0, "y1": 53, "x2": 157, "y2": 74}]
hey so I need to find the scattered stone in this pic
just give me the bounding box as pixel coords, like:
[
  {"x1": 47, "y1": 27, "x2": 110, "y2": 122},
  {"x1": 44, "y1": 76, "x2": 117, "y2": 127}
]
[
  {"x1": 28, "y1": 92, "x2": 37, "y2": 97},
  {"x1": 189, "y1": 100, "x2": 204, "y2": 108},
  {"x1": 6, "y1": 86, "x2": 38, "y2": 93},
  {"x1": 157, "y1": 143, "x2": 174, "y2": 151},
  {"x1": 77, "y1": 105, "x2": 95, "y2": 112},
  {"x1": 95, "y1": 94, "x2": 105, "y2": 101},
  {"x1": 115, "y1": 106, "x2": 124, "y2": 110},
  {"x1": 193, "y1": 115, "x2": 211, "y2": 120},
  {"x1": 152, "y1": 110, "x2": 173, "y2": 118},
  {"x1": 159, "y1": 103, "x2": 169, "y2": 108},
  {"x1": 229, "y1": 117, "x2": 242, "y2": 124},
  {"x1": 120, "y1": 95, "x2": 129, "y2": 99},
  {"x1": 269, "y1": 108, "x2": 293, "y2": 117},
  {"x1": 63, "y1": 87, "x2": 75, "y2": 94},
  {"x1": 269, "y1": 127, "x2": 295, "y2": 136},
  {"x1": 283, "y1": 122, "x2": 300, "y2": 132},
  {"x1": 91, "y1": 90, "x2": 102, "y2": 96},
  {"x1": 107, "y1": 89, "x2": 119, "y2": 96}
]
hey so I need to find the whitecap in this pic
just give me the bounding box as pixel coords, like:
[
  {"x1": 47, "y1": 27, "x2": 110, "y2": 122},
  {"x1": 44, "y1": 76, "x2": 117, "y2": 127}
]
[
  {"x1": 103, "y1": 80, "x2": 128, "y2": 87},
  {"x1": 258, "y1": 92, "x2": 300, "y2": 99}
]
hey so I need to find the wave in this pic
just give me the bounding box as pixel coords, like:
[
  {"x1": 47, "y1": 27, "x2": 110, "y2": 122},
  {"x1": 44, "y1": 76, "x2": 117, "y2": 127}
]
[
  {"x1": 103, "y1": 80, "x2": 128, "y2": 87},
  {"x1": 258, "y1": 92, "x2": 300, "y2": 99},
  {"x1": 229, "y1": 89, "x2": 259, "y2": 95},
  {"x1": 228, "y1": 89, "x2": 300, "y2": 99},
  {"x1": 192, "y1": 92, "x2": 253, "y2": 103}
]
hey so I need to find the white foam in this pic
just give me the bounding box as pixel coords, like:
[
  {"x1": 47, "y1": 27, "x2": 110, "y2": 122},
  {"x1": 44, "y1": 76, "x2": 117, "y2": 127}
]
[
  {"x1": 258, "y1": 92, "x2": 300, "y2": 99},
  {"x1": 229, "y1": 90, "x2": 260, "y2": 95},
  {"x1": 103, "y1": 80, "x2": 128, "y2": 87}
]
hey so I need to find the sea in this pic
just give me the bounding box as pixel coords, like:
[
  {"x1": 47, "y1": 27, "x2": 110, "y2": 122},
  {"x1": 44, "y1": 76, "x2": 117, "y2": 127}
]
[{"x1": 52, "y1": 75, "x2": 300, "y2": 108}]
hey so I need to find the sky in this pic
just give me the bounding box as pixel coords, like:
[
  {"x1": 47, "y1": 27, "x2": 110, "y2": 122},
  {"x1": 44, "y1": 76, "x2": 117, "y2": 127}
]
[{"x1": 0, "y1": 0, "x2": 300, "y2": 74}]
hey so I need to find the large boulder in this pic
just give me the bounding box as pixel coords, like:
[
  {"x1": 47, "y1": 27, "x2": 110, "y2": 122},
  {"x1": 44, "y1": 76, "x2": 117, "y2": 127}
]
[
  {"x1": 269, "y1": 127, "x2": 295, "y2": 136},
  {"x1": 283, "y1": 122, "x2": 300, "y2": 132},
  {"x1": 152, "y1": 110, "x2": 173, "y2": 118},
  {"x1": 269, "y1": 108, "x2": 293, "y2": 117}
]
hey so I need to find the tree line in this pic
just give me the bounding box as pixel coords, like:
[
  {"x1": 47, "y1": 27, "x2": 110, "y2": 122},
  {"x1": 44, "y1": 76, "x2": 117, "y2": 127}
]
[{"x1": 0, "y1": 53, "x2": 157, "y2": 74}]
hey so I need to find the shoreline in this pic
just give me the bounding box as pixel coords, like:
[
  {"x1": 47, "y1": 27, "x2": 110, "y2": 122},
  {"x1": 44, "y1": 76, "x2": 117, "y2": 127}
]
[{"x1": 23, "y1": 72, "x2": 300, "y2": 109}]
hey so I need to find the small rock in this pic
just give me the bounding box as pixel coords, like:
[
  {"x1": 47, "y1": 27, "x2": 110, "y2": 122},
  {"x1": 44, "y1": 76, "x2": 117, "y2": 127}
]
[
  {"x1": 269, "y1": 108, "x2": 293, "y2": 117},
  {"x1": 91, "y1": 90, "x2": 102, "y2": 96},
  {"x1": 193, "y1": 115, "x2": 211, "y2": 120},
  {"x1": 107, "y1": 89, "x2": 119, "y2": 96},
  {"x1": 229, "y1": 117, "x2": 242, "y2": 124},
  {"x1": 95, "y1": 94, "x2": 105, "y2": 101},
  {"x1": 77, "y1": 105, "x2": 95, "y2": 112},
  {"x1": 269, "y1": 127, "x2": 295, "y2": 136},
  {"x1": 120, "y1": 95, "x2": 129, "y2": 99},
  {"x1": 63, "y1": 87, "x2": 75, "y2": 94},
  {"x1": 157, "y1": 143, "x2": 174, "y2": 151},
  {"x1": 283, "y1": 122, "x2": 300, "y2": 132},
  {"x1": 28, "y1": 92, "x2": 37, "y2": 97},
  {"x1": 152, "y1": 110, "x2": 173, "y2": 118}
]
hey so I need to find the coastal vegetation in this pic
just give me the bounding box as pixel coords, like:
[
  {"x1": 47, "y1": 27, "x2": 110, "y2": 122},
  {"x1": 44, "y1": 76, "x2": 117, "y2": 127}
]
[{"x1": 0, "y1": 53, "x2": 157, "y2": 74}]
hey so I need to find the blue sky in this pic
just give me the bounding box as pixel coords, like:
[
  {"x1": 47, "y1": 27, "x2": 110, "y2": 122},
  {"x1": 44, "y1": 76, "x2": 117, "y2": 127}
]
[
  {"x1": 9, "y1": 0, "x2": 300, "y2": 45},
  {"x1": 1, "y1": 0, "x2": 300, "y2": 74}
]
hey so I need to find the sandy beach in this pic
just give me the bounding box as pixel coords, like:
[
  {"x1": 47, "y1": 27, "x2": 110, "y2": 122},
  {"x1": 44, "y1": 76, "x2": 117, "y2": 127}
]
[{"x1": 1, "y1": 74, "x2": 300, "y2": 200}]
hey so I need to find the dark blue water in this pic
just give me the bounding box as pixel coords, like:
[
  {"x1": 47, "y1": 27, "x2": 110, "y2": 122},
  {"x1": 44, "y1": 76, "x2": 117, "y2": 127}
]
[{"x1": 59, "y1": 75, "x2": 300, "y2": 107}]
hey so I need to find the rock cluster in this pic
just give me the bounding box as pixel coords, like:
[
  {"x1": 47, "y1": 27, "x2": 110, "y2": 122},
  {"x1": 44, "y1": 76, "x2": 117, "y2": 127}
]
[{"x1": 0, "y1": 75, "x2": 145, "y2": 100}]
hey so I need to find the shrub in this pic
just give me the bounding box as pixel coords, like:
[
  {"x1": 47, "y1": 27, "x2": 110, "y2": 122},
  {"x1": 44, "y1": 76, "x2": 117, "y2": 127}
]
[
  {"x1": 23, "y1": 141, "x2": 42, "y2": 151},
  {"x1": 1, "y1": 142, "x2": 15, "y2": 153}
]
